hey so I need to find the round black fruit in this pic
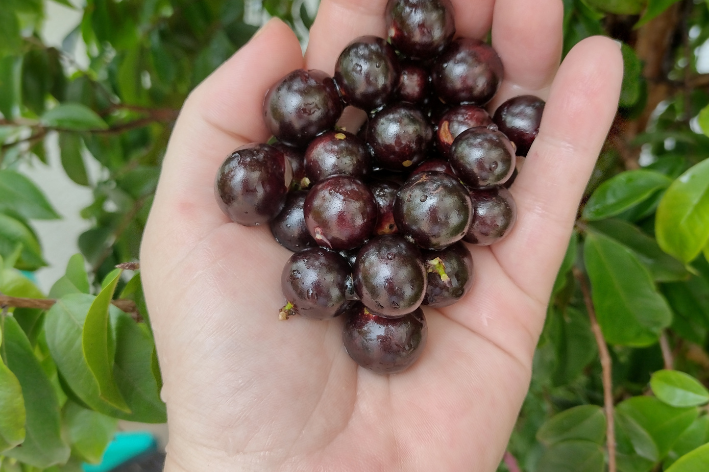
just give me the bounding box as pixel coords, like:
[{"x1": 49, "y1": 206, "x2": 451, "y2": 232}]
[
  {"x1": 394, "y1": 172, "x2": 472, "y2": 250},
  {"x1": 270, "y1": 191, "x2": 316, "y2": 252},
  {"x1": 263, "y1": 69, "x2": 343, "y2": 147},
  {"x1": 342, "y1": 303, "x2": 427, "y2": 374},
  {"x1": 493, "y1": 95, "x2": 545, "y2": 157},
  {"x1": 280, "y1": 248, "x2": 353, "y2": 320},
  {"x1": 304, "y1": 176, "x2": 377, "y2": 251},
  {"x1": 432, "y1": 38, "x2": 504, "y2": 106},
  {"x1": 215, "y1": 143, "x2": 291, "y2": 226},
  {"x1": 396, "y1": 62, "x2": 429, "y2": 104},
  {"x1": 367, "y1": 102, "x2": 433, "y2": 171},
  {"x1": 354, "y1": 234, "x2": 426, "y2": 317},
  {"x1": 422, "y1": 242, "x2": 474, "y2": 307},
  {"x1": 449, "y1": 127, "x2": 515, "y2": 188},
  {"x1": 304, "y1": 130, "x2": 370, "y2": 184},
  {"x1": 465, "y1": 186, "x2": 518, "y2": 245},
  {"x1": 385, "y1": 0, "x2": 456, "y2": 60},
  {"x1": 436, "y1": 105, "x2": 492, "y2": 157},
  {"x1": 334, "y1": 36, "x2": 400, "y2": 111}
]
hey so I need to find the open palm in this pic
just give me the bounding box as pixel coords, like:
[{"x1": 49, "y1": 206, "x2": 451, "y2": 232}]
[{"x1": 140, "y1": 0, "x2": 622, "y2": 470}]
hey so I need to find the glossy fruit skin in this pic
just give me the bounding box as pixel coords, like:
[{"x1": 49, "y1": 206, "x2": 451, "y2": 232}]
[
  {"x1": 464, "y1": 186, "x2": 517, "y2": 245},
  {"x1": 270, "y1": 191, "x2": 316, "y2": 252},
  {"x1": 367, "y1": 103, "x2": 433, "y2": 171},
  {"x1": 304, "y1": 130, "x2": 371, "y2": 183},
  {"x1": 449, "y1": 127, "x2": 515, "y2": 188},
  {"x1": 436, "y1": 105, "x2": 492, "y2": 157},
  {"x1": 304, "y1": 176, "x2": 377, "y2": 251},
  {"x1": 493, "y1": 95, "x2": 545, "y2": 157},
  {"x1": 354, "y1": 234, "x2": 426, "y2": 317},
  {"x1": 263, "y1": 69, "x2": 343, "y2": 147},
  {"x1": 410, "y1": 158, "x2": 456, "y2": 178},
  {"x1": 396, "y1": 62, "x2": 429, "y2": 104},
  {"x1": 281, "y1": 248, "x2": 354, "y2": 320},
  {"x1": 335, "y1": 36, "x2": 400, "y2": 111},
  {"x1": 215, "y1": 143, "x2": 291, "y2": 226},
  {"x1": 273, "y1": 142, "x2": 306, "y2": 189},
  {"x1": 394, "y1": 171, "x2": 472, "y2": 250},
  {"x1": 370, "y1": 180, "x2": 400, "y2": 235},
  {"x1": 422, "y1": 242, "x2": 473, "y2": 307},
  {"x1": 432, "y1": 38, "x2": 504, "y2": 106},
  {"x1": 385, "y1": 0, "x2": 456, "y2": 60},
  {"x1": 342, "y1": 303, "x2": 427, "y2": 374}
]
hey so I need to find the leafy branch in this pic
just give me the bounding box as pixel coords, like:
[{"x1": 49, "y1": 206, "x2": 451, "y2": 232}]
[{"x1": 0, "y1": 294, "x2": 139, "y2": 320}]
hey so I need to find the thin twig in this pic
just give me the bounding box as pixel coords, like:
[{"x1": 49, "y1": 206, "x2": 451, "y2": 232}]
[
  {"x1": 574, "y1": 267, "x2": 616, "y2": 472},
  {"x1": 659, "y1": 331, "x2": 674, "y2": 370},
  {"x1": 503, "y1": 451, "x2": 522, "y2": 472},
  {"x1": 0, "y1": 295, "x2": 140, "y2": 321},
  {"x1": 116, "y1": 262, "x2": 140, "y2": 271}
]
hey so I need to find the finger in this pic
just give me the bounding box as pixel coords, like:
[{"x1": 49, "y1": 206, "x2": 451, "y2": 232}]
[
  {"x1": 489, "y1": 0, "x2": 564, "y2": 109},
  {"x1": 143, "y1": 19, "x2": 304, "y2": 262},
  {"x1": 449, "y1": 0, "x2": 495, "y2": 40},
  {"x1": 492, "y1": 36, "x2": 623, "y2": 306}
]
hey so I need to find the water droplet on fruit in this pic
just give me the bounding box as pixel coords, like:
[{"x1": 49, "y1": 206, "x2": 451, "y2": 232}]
[
  {"x1": 490, "y1": 162, "x2": 498, "y2": 171},
  {"x1": 392, "y1": 301, "x2": 400, "y2": 308},
  {"x1": 487, "y1": 124, "x2": 498, "y2": 131},
  {"x1": 420, "y1": 195, "x2": 427, "y2": 202},
  {"x1": 386, "y1": 252, "x2": 394, "y2": 260},
  {"x1": 292, "y1": 269, "x2": 301, "y2": 278}
]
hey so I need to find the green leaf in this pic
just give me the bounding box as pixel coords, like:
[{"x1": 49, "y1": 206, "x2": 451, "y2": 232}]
[
  {"x1": 536, "y1": 440, "x2": 605, "y2": 472},
  {"x1": 584, "y1": 232, "x2": 673, "y2": 346},
  {"x1": 120, "y1": 272, "x2": 151, "y2": 333},
  {"x1": 50, "y1": 0, "x2": 77, "y2": 8},
  {"x1": 617, "y1": 396, "x2": 698, "y2": 460},
  {"x1": 112, "y1": 313, "x2": 166, "y2": 423},
  {"x1": 583, "y1": 170, "x2": 672, "y2": 220},
  {"x1": 41, "y1": 103, "x2": 108, "y2": 131},
  {"x1": 0, "y1": 170, "x2": 60, "y2": 220},
  {"x1": 636, "y1": 0, "x2": 682, "y2": 27},
  {"x1": 547, "y1": 306, "x2": 597, "y2": 385},
  {"x1": 662, "y1": 276, "x2": 709, "y2": 341},
  {"x1": 616, "y1": 408, "x2": 659, "y2": 463},
  {"x1": 0, "y1": 55, "x2": 22, "y2": 121},
  {"x1": 0, "y1": 351, "x2": 25, "y2": 453},
  {"x1": 651, "y1": 370, "x2": 709, "y2": 407},
  {"x1": 699, "y1": 105, "x2": 709, "y2": 138},
  {"x1": 21, "y1": 48, "x2": 50, "y2": 115},
  {"x1": 64, "y1": 401, "x2": 117, "y2": 464},
  {"x1": 0, "y1": 10, "x2": 21, "y2": 56},
  {"x1": 537, "y1": 405, "x2": 606, "y2": 446},
  {"x1": 588, "y1": 219, "x2": 689, "y2": 282},
  {"x1": 66, "y1": 253, "x2": 90, "y2": 294},
  {"x1": 619, "y1": 43, "x2": 644, "y2": 108},
  {"x1": 59, "y1": 133, "x2": 89, "y2": 186},
  {"x1": 1, "y1": 316, "x2": 70, "y2": 467},
  {"x1": 0, "y1": 213, "x2": 46, "y2": 271},
  {"x1": 665, "y1": 442, "x2": 709, "y2": 472},
  {"x1": 584, "y1": 0, "x2": 645, "y2": 14},
  {"x1": 656, "y1": 159, "x2": 709, "y2": 263},
  {"x1": 78, "y1": 227, "x2": 112, "y2": 266},
  {"x1": 664, "y1": 416, "x2": 709, "y2": 469},
  {"x1": 82, "y1": 270, "x2": 130, "y2": 413},
  {"x1": 553, "y1": 232, "x2": 578, "y2": 294}
]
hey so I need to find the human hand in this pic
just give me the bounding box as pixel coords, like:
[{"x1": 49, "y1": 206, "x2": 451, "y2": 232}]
[{"x1": 140, "y1": 0, "x2": 622, "y2": 470}]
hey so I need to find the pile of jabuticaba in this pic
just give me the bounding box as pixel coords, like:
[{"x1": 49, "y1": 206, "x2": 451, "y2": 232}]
[{"x1": 215, "y1": 0, "x2": 545, "y2": 374}]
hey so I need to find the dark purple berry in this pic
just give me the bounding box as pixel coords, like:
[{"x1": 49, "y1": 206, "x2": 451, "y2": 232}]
[
  {"x1": 367, "y1": 103, "x2": 433, "y2": 171},
  {"x1": 396, "y1": 62, "x2": 429, "y2": 104},
  {"x1": 304, "y1": 176, "x2": 377, "y2": 251},
  {"x1": 354, "y1": 235, "x2": 426, "y2": 317},
  {"x1": 422, "y1": 94, "x2": 449, "y2": 126},
  {"x1": 304, "y1": 130, "x2": 371, "y2": 184},
  {"x1": 385, "y1": 0, "x2": 456, "y2": 60},
  {"x1": 394, "y1": 172, "x2": 472, "y2": 250},
  {"x1": 449, "y1": 127, "x2": 515, "y2": 188},
  {"x1": 422, "y1": 242, "x2": 473, "y2": 307},
  {"x1": 215, "y1": 143, "x2": 291, "y2": 226},
  {"x1": 465, "y1": 186, "x2": 517, "y2": 245},
  {"x1": 432, "y1": 38, "x2": 504, "y2": 106},
  {"x1": 370, "y1": 180, "x2": 400, "y2": 235},
  {"x1": 273, "y1": 142, "x2": 306, "y2": 189},
  {"x1": 410, "y1": 158, "x2": 456, "y2": 178},
  {"x1": 334, "y1": 36, "x2": 400, "y2": 111},
  {"x1": 436, "y1": 105, "x2": 492, "y2": 157},
  {"x1": 263, "y1": 69, "x2": 343, "y2": 147},
  {"x1": 270, "y1": 191, "x2": 316, "y2": 252},
  {"x1": 280, "y1": 248, "x2": 353, "y2": 320},
  {"x1": 493, "y1": 95, "x2": 545, "y2": 157},
  {"x1": 342, "y1": 303, "x2": 427, "y2": 374}
]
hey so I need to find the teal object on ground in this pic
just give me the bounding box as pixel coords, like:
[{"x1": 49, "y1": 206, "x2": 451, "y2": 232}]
[{"x1": 82, "y1": 432, "x2": 157, "y2": 472}]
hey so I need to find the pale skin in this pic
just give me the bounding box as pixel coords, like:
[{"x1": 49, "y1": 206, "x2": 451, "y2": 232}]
[{"x1": 140, "y1": 0, "x2": 623, "y2": 470}]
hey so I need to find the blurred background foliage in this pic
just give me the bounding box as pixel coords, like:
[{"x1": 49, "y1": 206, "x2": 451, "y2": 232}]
[{"x1": 1, "y1": 0, "x2": 709, "y2": 471}]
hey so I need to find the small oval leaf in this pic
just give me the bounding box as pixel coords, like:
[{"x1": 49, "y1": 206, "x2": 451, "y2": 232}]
[
  {"x1": 41, "y1": 103, "x2": 107, "y2": 131},
  {"x1": 583, "y1": 170, "x2": 671, "y2": 220},
  {"x1": 651, "y1": 370, "x2": 709, "y2": 407},
  {"x1": 536, "y1": 440, "x2": 605, "y2": 472},
  {"x1": 537, "y1": 405, "x2": 606, "y2": 446},
  {"x1": 665, "y1": 443, "x2": 709, "y2": 472}
]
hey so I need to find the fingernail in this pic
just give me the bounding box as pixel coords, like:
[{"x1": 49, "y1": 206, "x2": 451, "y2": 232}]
[{"x1": 613, "y1": 39, "x2": 622, "y2": 49}]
